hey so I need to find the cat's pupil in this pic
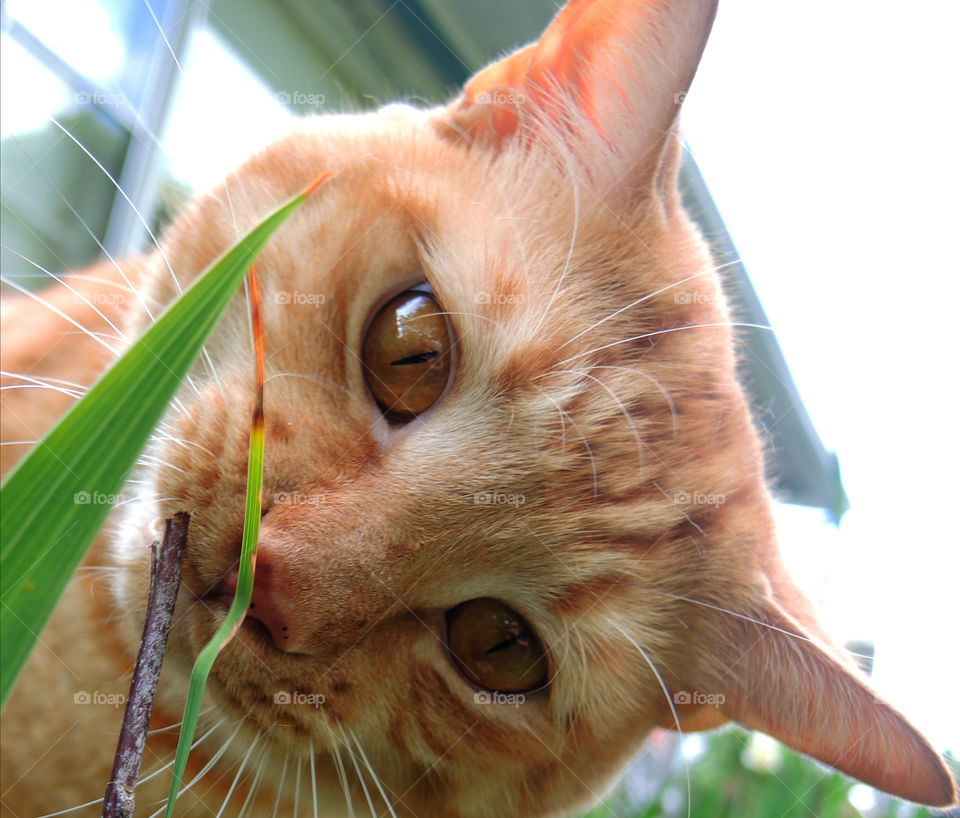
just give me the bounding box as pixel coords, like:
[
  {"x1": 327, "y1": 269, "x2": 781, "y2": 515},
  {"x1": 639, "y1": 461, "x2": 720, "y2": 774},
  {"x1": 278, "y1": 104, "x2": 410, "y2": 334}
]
[
  {"x1": 391, "y1": 350, "x2": 438, "y2": 366},
  {"x1": 362, "y1": 291, "x2": 453, "y2": 422},
  {"x1": 445, "y1": 598, "x2": 548, "y2": 694},
  {"x1": 485, "y1": 633, "x2": 523, "y2": 655}
]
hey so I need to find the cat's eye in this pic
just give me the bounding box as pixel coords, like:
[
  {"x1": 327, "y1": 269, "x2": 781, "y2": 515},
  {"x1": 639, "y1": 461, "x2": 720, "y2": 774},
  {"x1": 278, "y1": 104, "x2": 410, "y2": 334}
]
[
  {"x1": 445, "y1": 598, "x2": 548, "y2": 694},
  {"x1": 362, "y1": 290, "x2": 453, "y2": 422}
]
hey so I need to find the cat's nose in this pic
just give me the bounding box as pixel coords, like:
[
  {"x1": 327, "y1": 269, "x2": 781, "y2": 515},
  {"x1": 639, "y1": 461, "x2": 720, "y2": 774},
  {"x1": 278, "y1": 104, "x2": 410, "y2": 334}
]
[{"x1": 220, "y1": 549, "x2": 306, "y2": 653}]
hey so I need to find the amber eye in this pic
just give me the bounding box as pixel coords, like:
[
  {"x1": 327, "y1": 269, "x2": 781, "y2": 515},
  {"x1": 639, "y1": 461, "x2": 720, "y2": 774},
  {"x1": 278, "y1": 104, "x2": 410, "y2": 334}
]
[
  {"x1": 446, "y1": 598, "x2": 548, "y2": 693},
  {"x1": 362, "y1": 290, "x2": 453, "y2": 422}
]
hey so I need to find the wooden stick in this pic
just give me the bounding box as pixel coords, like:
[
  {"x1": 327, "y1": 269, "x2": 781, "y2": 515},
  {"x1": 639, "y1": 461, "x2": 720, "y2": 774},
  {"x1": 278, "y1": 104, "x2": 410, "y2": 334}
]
[{"x1": 102, "y1": 512, "x2": 189, "y2": 818}]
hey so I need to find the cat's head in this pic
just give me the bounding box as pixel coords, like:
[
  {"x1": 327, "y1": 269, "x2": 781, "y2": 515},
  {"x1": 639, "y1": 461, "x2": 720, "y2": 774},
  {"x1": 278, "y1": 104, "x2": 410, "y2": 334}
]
[{"x1": 110, "y1": 0, "x2": 955, "y2": 814}]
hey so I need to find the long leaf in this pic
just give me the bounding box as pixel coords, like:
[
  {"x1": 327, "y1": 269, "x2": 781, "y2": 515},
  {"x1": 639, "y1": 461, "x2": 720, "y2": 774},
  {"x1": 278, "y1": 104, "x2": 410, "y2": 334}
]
[
  {"x1": 0, "y1": 173, "x2": 331, "y2": 708},
  {"x1": 164, "y1": 266, "x2": 267, "y2": 815}
]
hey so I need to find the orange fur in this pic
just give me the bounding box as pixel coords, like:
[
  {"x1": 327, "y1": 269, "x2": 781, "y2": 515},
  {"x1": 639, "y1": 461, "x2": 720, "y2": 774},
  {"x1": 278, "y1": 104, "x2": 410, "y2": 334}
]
[{"x1": 1, "y1": 0, "x2": 955, "y2": 815}]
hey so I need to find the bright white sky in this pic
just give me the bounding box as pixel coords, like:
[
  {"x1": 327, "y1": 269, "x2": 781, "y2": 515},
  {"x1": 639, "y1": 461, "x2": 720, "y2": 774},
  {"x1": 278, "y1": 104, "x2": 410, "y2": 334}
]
[
  {"x1": 682, "y1": 1, "x2": 960, "y2": 753},
  {"x1": 2, "y1": 0, "x2": 956, "y2": 765}
]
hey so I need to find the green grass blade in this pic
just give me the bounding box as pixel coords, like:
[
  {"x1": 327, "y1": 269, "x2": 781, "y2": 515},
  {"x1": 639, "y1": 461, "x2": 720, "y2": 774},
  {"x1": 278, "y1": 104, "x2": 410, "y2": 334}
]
[
  {"x1": 163, "y1": 413, "x2": 264, "y2": 816},
  {"x1": 0, "y1": 175, "x2": 327, "y2": 708}
]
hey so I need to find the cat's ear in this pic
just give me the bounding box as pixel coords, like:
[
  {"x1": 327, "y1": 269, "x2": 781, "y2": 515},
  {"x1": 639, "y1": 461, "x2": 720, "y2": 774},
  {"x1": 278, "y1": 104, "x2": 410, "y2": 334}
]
[
  {"x1": 675, "y1": 598, "x2": 957, "y2": 807},
  {"x1": 442, "y1": 0, "x2": 717, "y2": 178}
]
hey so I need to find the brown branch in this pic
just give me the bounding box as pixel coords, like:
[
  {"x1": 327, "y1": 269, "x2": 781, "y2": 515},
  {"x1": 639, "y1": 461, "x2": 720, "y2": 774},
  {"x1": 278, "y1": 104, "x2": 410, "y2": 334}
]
[{"x1": 102, "y1": 512, "x2": 189, "y2": 818}]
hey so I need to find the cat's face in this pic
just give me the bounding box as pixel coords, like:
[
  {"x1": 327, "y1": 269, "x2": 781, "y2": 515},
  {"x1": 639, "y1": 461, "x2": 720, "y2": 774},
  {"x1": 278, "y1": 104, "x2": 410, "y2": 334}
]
[
  {"x1": 104, "y1": 1, "x2": 954, "y2": 815},
  {"x1": 111, "y1": 109, "x2": 746, "y2": 816}
]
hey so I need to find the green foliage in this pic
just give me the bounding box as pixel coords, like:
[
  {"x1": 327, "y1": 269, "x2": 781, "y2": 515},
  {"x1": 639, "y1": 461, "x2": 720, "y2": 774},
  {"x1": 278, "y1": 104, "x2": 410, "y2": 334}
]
[
  {"x1": 583, "y1": 729, "x2": 941, "y2": 818},
  {"x1": 0, "y1": 180, "x2": 317, "y2": 708}
]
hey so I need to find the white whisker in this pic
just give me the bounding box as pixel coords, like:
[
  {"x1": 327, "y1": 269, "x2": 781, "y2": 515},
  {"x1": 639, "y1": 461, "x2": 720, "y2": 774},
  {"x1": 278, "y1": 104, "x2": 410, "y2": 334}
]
[
  {"x1": 338, "y1": 724, "x2": 377, "y2": 818},
  {"x1": 348, "y1": 726, "x2": 398, "y2": 818},
  {"x1": 605, "y1": 615, "x2": 692, "y2": 814},
  {"x1": 47, "y1": 118, "x2": 181, "y2": 295},
  {"x1": 214, "y1": 728, "x2": 264, "y2": 818},
  {"x1": 270, "y1": 751, "x2": 290, "y2": 818},
  {"x1": 0, "y1": 274, "x2": 121, "y2": 354},
  {"x1": 309, "y1": 740, "x2": 319, "y2": 818},
  {"x1": 5, "y1": 134, "x2": 157, "y2": 322},
  {"x1": 557, "y1": 265, "x2": 736, "y2": 351},
  {"x1": 559, "y1": 322, "x2": 773, "y2": 366},
  {"x1": 331, "y1": 736, "x2": 356, "y2": 818}
]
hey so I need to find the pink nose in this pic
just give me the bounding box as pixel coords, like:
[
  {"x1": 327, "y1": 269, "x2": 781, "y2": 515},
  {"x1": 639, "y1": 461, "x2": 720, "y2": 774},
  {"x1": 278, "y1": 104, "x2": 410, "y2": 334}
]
[{"x1": 220, "y1": 549, "x2": 303, "y2": 652}]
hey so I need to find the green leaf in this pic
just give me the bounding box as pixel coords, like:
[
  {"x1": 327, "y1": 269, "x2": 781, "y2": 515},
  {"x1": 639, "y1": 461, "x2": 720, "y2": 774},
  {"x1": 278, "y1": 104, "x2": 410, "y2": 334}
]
[
  {"x1": 164, "y1": 413, "x2": 264, "y2": 815},
  {"x1": 0, "y1": 176, "x2": 324, "y2": 709}
]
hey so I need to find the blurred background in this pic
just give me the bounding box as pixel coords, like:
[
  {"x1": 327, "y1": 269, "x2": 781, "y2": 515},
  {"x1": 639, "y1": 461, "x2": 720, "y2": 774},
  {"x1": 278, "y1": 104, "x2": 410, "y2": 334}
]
[{"x1": 1, "y1": 1, "x2": 957, "y2": 815}]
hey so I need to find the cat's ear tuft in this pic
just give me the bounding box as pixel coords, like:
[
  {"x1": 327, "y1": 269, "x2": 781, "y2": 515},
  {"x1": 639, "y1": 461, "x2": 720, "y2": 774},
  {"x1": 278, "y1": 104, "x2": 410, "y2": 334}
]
[
  {"x1": 694, "y1": 600, "x2": 957, "y2": 807},
  {"x1": 442, "y1": 0, "x2": 717, "y2": 170}
]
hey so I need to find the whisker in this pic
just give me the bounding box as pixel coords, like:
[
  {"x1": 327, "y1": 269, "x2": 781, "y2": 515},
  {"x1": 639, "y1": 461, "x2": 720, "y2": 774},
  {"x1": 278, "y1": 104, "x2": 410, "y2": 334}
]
[
  {"x1": 559, "y1": 322, "x2": 773, "y2": 366},
  {"x1": 1, "y1": 247, "x2": 128, "y2": 342},
  {"x1": 309, "y1": 740, "x2": 319, "y2": 818},
  {"x1": 533, "y1": 386, "x2": 599, "y2": 497},
  {"x1": 291, "y1": 754, "x2": 302, "y2": 818},
  {"x1": 270, "y1": 751, "x2": 290, "y2": 818},
  {"x1": 338, "y1": 724, "x2": 377, "y2": 818},
  {"x1": 331, "y1": 736, "x2": 356, "y2": 818},
  {"x1": 0, "y1": 274, "x2": 122, "y2": 354},
  {"x1": 645, "y1": 590, "x2": 819, "y2": 646},
  {"x1": 556, "y1": 264, "x2": 737, "y2": 351},
  {"x1": 143, "y1": 0, "x2": 184, "y2": 74},
  {"x1": 5, "y1": 133, "x2": 158, "y2": 322},
  {"x1": 348, "y1": 726, "x2": 398, "y2": 818},
  {"x1": 584, "y1": 364, "x2": 678, "y2": 436},
  {"x1": 237, "y1": 741, "x2": 272, "y2": 817},
  {"x1": 39, "y1": 717, "x2": 226, "y2": 818},
  {"x1": 47, "y1": 118, "x2": 182, "y2": 295},
  {"x1": 533, "y1": 145, "x2": 581, "y2": 338},
  {"x1": 214, "y1": 728, "x2": 264, "y2": 818},
  {"x1": 150, "y1": 717, "x2": 240, "y2": 809},
  {"x1": 604, "y1": 616, "x2": 693, "y2": 814}
]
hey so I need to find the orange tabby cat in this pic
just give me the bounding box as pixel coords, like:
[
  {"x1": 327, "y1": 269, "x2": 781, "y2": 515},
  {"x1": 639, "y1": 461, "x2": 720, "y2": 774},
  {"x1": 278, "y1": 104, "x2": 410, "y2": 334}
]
[{"x1": 1, "y1": 0, "x2": 956, "y2": 816}]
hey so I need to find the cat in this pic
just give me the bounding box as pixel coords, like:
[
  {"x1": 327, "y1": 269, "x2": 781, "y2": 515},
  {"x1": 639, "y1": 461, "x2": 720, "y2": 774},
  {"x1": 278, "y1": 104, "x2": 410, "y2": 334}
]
[{"x1": 1, "y1": 0, "x2": 956, "y2": 816}]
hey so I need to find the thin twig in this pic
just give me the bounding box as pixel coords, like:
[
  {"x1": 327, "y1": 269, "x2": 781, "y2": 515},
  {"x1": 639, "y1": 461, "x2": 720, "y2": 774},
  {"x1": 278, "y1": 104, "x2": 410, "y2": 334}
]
[{"x1": 102, "y1": 512, "x2": 189, "y2": 818}]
